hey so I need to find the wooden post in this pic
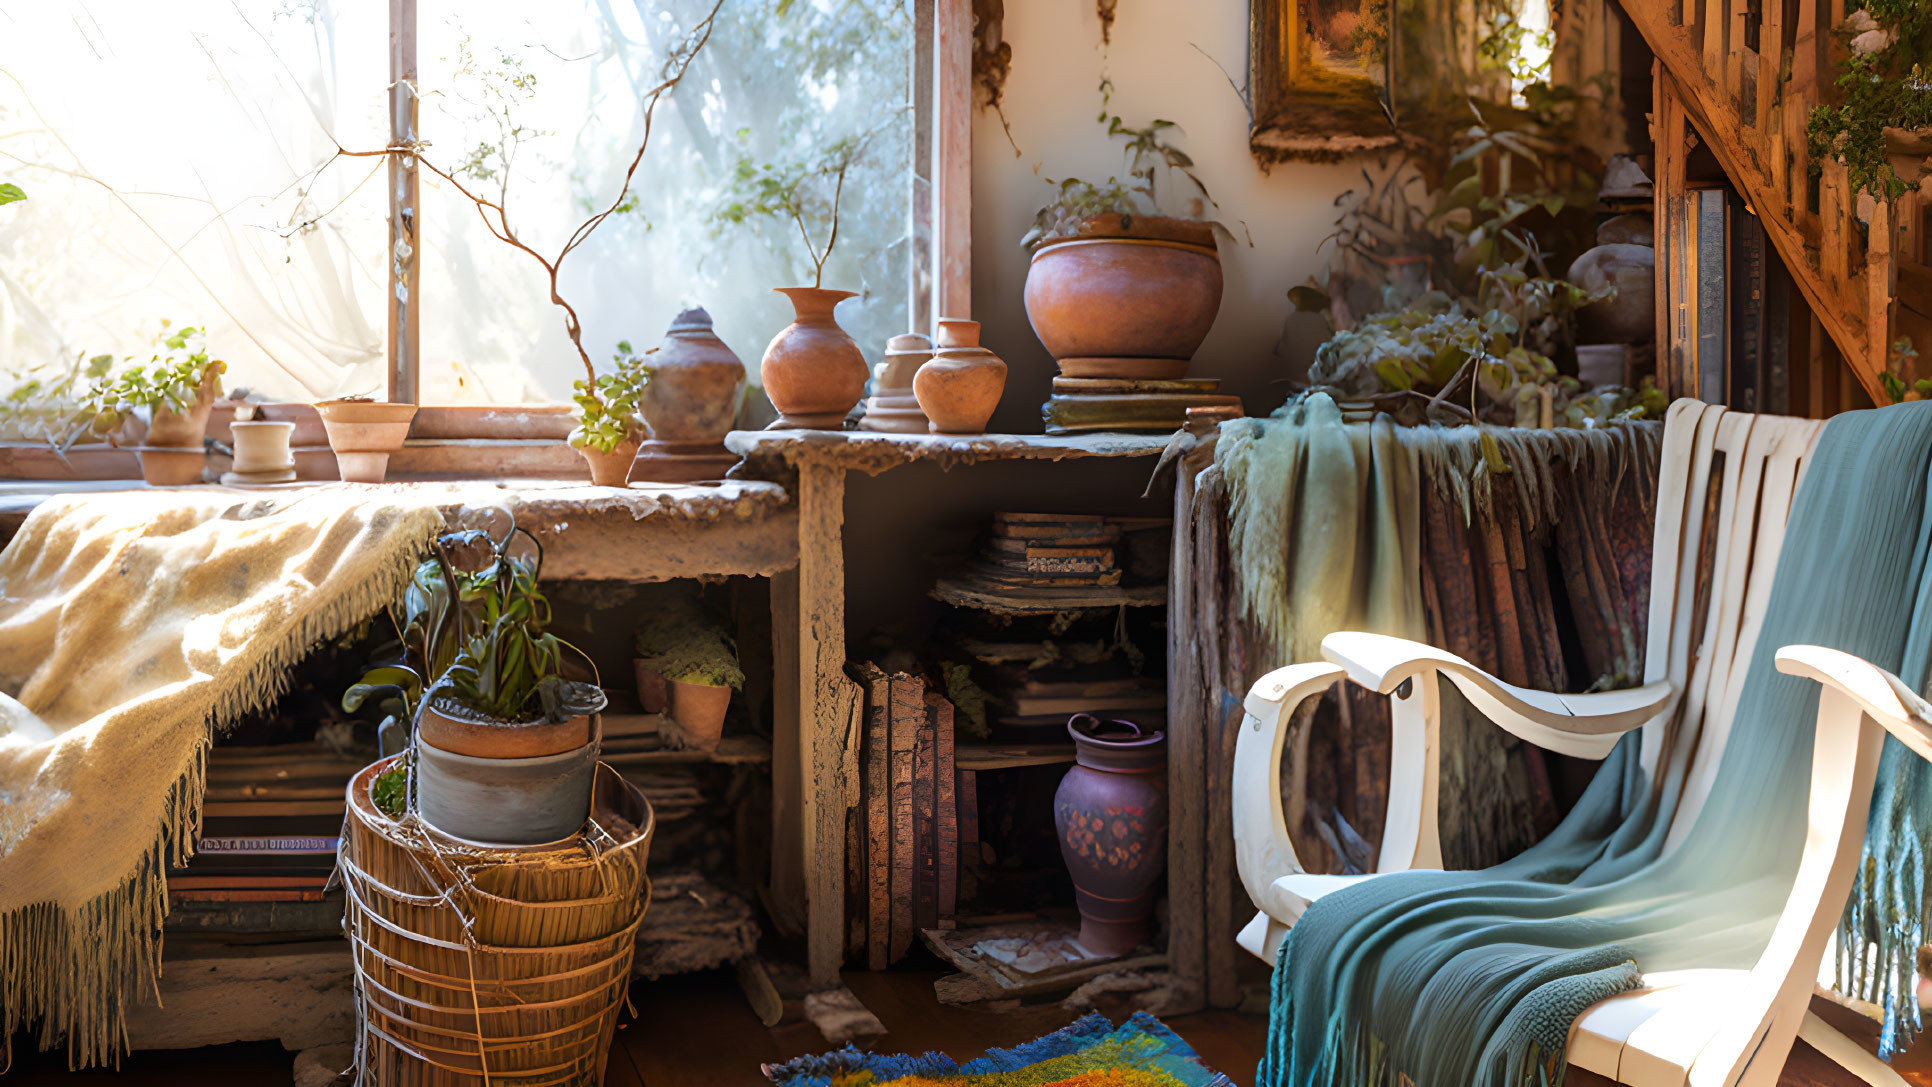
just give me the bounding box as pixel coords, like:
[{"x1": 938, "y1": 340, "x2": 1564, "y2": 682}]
[
  {"x1": 1166, "y1": 438, "x2": 1210, "y2": 1008},
  {"x1": 932, "y1": 0, "x2": 972, "y2": 325},
  {"x1": 772, "y1": 460, "x2": 857, "y2": 985},
  {"x1": 387, "y1": 0, "x2": 420, "y2": 403}
]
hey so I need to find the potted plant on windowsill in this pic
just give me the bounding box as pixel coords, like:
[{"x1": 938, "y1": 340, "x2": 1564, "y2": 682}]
[
  {"x1": 568, "y1": 345, "x2": 650, "y2": 486},
  {"x1": 1023, "y1": 106, "x2": 1226, "y2": 381},
  {"x1": 83, "y1": 324, "x2": 226, "y2": 486},
  {"x1": 315, "y1": 397, "x2": 419, "y2": 483},
  {"x1": 344, "y1": 514, "x2": 608, "y2": 844},
  {"x1": 712, "y1": 135, "x2": 871, "y2": 430},
  {"x1": 634, "y1": 609, "x2": 743, "y2": 752}
]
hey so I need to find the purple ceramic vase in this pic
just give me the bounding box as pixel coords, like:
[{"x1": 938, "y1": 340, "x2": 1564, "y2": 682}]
[{"x1": 1053, "y1": 714, "x2": 1168, "y2": 956}]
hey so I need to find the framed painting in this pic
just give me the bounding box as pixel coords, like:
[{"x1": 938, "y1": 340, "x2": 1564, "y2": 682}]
[{"x1": 1250, "y1": 0, "x2": 1400, "y2": 164}]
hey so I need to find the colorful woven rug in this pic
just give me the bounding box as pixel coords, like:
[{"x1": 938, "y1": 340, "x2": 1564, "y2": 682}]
[{"x1": 762, "y1": 1012, "x2": 1234, "y2": 1086}]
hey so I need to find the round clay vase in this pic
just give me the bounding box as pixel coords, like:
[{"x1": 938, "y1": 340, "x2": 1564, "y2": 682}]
[
  {"x1": 1023, "y1": 214, "x2": 1222, "y2": 378},
  {"x1": 663, "y1": 679, "x2": 731, "y2": 752},
  {"x1": 913, "y1": 319, "x2": 1007, "y2": 435},
  {"x1": 858, "y1": 333, "x2": 933, "y2": 433},
  {"x1": 640, "y1": 307, "x2": 746, "y2": 442},
  {"x1": 575, "y1": 433, "x2": 642, "y2": 487},
  {"x1": 225, "y1": 420, "x2": 297, "y2": 484},
  {"x1": 413, "y1": 699, "x2": 600, "y2": 846},
  {"x1": 1568, "y1": 243, "x2": 1656, "y2": 345},
  {"x1": 1053, "y1": 714, "x2": 1167, "y2": 957},
  {"x1": 316, "y1": 399, "x2": 418, "y2": 483},
  {"x1": 760, "y1": 287, "x2": 868, "y2": 429}
]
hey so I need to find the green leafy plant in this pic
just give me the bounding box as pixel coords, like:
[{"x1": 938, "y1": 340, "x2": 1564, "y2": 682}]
[
  {"x1": 82, "y1": 324, "x2": 225, "y2": 442},
  {"x1": 0, "y1": 182, "x2": 23, "y2": 206},
  {"x1": 635, "y1": 606, "x2": 744, "y2": 688},
  {"x1": 1807, "y1": 4, "x2": 1932, "y2": 202},
  {"x1": 1022, "y1": 79, "x2": 1220, "y2": 249},
  {"x1": 568, "y1": 341, "x2": 652, "y2": 454},
  {"x1": 711, "y1": 133, "x2": 871, "y2": 289},
  {"x1": 0, "y1": 351, "x2": 114, "y2": 447},
  {"x1": 1879, "y1": 337, "x2": 1925, "y2": 402}
]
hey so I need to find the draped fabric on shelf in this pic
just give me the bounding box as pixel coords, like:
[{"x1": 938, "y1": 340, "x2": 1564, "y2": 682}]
[
  {"x1": 1251, "y1": 400, "x2": 1932, "y2": 1087},
  {"x1": 1210, "y1": 393, "x2": 1660, "y2": 876},
  {"x1": 0, "y1": 490, "x2": 442, "y2": 1068}
]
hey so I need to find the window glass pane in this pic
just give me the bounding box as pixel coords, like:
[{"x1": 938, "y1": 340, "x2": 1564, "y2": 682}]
[
  {"x1": 416, "y1": 0, "x2": 915, "y2": 405},
  {"x1": 0, "y1": 1, "x2": 388, "y2": 403}
]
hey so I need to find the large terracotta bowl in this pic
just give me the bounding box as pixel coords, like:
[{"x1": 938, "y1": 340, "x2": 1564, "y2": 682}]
[{"x1": 1023, "y1": 216, "x2": 1222, "y2": 374}]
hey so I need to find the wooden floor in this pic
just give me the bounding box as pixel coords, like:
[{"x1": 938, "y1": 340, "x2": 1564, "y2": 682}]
[{"x1": 9, "y1": 973, "x2": 1932, "y2": 1086}]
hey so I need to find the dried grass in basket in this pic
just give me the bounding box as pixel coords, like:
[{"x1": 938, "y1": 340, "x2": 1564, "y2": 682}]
[{"x1": 341, "y1": 756, "x2": 655, "y2": 1086}]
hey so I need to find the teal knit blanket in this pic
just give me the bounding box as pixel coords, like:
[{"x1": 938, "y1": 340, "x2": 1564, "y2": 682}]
[{"x1": 1263, "y1": 402, "x2": 1932, "y2": 1087}]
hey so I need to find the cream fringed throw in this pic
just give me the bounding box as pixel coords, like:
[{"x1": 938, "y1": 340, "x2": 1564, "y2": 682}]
[{"x1": 0, "y1": 489, "x2": 442, "y2": 1068}]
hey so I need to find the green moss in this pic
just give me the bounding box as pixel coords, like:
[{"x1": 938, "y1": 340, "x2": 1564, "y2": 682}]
[{"x1": 636, "y1": 602, "x2": 744, "y2": 689}]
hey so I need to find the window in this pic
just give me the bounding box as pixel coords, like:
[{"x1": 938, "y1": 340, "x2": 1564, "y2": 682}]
[{"x1": 1, "y1": 0, "x2": 939, "y2": 412}]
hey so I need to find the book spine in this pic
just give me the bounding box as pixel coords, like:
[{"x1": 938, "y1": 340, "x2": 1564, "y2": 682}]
[
  {"x1": 1728, "y1": 193, "x2": 1765, "y2": 414},
  {"x1": 168, "y1": 888, "x2": 329, "y2": 903},
  {"x1": 934, "y1": 690, "x2": 957, "y2": 925},
  {"x1": 912, "y1": 698, "x2": 938, "y2": 934},
  {"x1": 887, "y1": 673, "x2": 920, "y2": 963},
  {"x1": 860, "y1": 664, "x2": 892, "y2": 971},
  {"x1": 194, "y1": 836, "x2": 341, "y2": 855},
  {"x1": 1695, "y1": 188, "x2": 1729, "y2": 406}
]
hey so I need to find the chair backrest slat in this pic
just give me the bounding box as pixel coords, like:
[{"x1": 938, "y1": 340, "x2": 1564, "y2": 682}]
[{"x1": 1638, "y1": 402, "x2": 1827, "y2": 843}]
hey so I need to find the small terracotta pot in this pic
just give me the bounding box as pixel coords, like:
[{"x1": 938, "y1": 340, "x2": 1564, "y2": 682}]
[
  {"x1": 760, "y1": 287, "x2": 868, "y2": 429},
  {"x1": 137, "y1": 446, "x2": 207, "y2": 486},
  {"x1": 416, "y1": 700, "x2": 596, "y2": 759},
  {"x1": 316, "y1": 399, "x2": 417, "y2": 483},
  {"x1": 145, "y1": 366, "x2": 223, "y2": 448},
  {"x1": 914, "y1": 319, "x2": 1007, "y2": 435},
  {"x1": 1053, "y1": 714, "x2": 1167, "y2": 957},
  {"x1": 633, "y1": 660, "x2": 669, "y2": 715},
  {"x1": 663, "y1": 680, "x2": 731, "y2": 752},
  {"x1": 1024, "y1": 215, "x2": 1221, "y2": 375},
  {"x1": 859, "y1": 333, "x2": 933, "y2": 433},
  {"x1": 576, "y1": 434, "x2": 641, "y2": 487}
]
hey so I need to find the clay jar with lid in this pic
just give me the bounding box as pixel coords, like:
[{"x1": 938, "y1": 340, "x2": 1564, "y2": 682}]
[
  {"x1": 912, "y1": 319, "x2": 1006, "y2": 435},
  {"x1": 634, "y1": 307, "x2": 746, "y2": 482}
]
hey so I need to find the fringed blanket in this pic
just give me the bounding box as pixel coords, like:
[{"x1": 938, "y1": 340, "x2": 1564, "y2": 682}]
[
  {"x1": 0, "y1": 489, "x2": 441, "y2": 1068},
  {"x1": 1258, "y1": 401, "x2": 1932, "y2": 1086}
]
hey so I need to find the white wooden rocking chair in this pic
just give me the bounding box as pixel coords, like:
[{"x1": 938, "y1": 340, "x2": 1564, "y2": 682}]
[{"x1": 1231, "y1": 399, "x2": 1932, "y2": 1087}]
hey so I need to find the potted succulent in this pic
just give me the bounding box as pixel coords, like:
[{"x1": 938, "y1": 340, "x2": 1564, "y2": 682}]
[
  {"x1": 634, "y1": 607, "x2": 744, "y2": 752},
  {"x1": 1022, "y1": 111, "x2": 1225, "y2": 380},
  {"x1": 712, "y1": 135, "x2": 870, "y2": 430},
  {"x1": 83, "y1": 324, "x2": 226, "y2": 485},
  {"x1": 344, "y1": 514, "x2": 607, "y2": 844},
  {"x1": 315, "y1": 397, "x2": 419, "y2": 483},
  {"x1": 569, "y1": 346, "x2": 649, "y2": 486}
]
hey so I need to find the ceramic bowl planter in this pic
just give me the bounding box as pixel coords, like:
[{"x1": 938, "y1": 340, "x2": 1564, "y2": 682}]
[
  {"x1": 316, "y1": 399, "x2": 418, "y2": 483},
  {"x1": 635, "y1": 307, "x2": 746, "y2": 482},
  {"x1": 760, "y1": 287, "x2": 868, "y2": 429},
  {"x1": 223, "y1": 420, "x2": 297, "y2": 485},
  {"x1": 914, "y1": 319, "x2": 1007, "y2": 435},
  {"x1": 577, "y1": 433, "x2": 642, "y2": 488},
  {"x1": 859, "y1": 333, "x2": 933, "y2": 433},
  {"x1": 1054, "y1": 714, "x2": 1168, "y2": 957},
  {"x1": 663, "y1": 679, "x2": 732, "y2": 751},
  {"x1": 414, "y1": 699, "x2": 600, "y2": 845},
  {"x1": 1023, "y1": 214, "x2": 1222, "y2": 379}
]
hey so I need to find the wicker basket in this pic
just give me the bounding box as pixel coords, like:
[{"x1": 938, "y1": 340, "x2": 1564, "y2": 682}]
[{"x1": 341, "y1": 756, "x2": 654, "y2": 1086}]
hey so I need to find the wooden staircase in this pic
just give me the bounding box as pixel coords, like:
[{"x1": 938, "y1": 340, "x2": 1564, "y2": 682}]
[{"x1": 1627, "y1": 0, "x2": 1927, "y2": 404}]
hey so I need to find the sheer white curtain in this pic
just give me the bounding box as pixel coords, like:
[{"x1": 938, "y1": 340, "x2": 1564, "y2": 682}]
[{"x1": 0, "y1": 1, "x2": 388, "y2": 402}]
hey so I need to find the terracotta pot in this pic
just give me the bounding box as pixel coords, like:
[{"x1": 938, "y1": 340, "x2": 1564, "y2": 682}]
[
  {"x1": 859, "y1": 333, "x2": 933, "y2": 433},
  {"x1": 416, "y1": 699, "x2": 596, "y2": 759},
  {"x1": 136, "y1": 446, "x2": 207, "y2": 486},
  {"x1": 633, "y1": 660, "x2": 669, "y2": 715},
  {"x1": 760, "y1": 287, "x2": 868, "y2": 429},
  {"x1": 1024, "y1": 215, "x2": 1222, "y2": 376},
  {"x1": 144, "y1": 365, "x2": 223, "y2": 448},
  {"x1": 576, "y1": 434, "x2": 641, "y2": 487},
  {"x1": 641, "y1": 307, "x2": 746, "y2": 442},
  {"x1": 316, "y1": 399, "x2": 417, "y2": 483},
  {"x1": 913, "y1": 319, "x2": 1007, "y2": 435},
  {"x1": 663, "y1": 679, "x2": 731, "y2": 752},
  {"x1": 227, "y1": 420, "x2": 296, "y2": 481},
  {"x1": 1053, "y1": 714, "x2": 1167, "y2": 957}
]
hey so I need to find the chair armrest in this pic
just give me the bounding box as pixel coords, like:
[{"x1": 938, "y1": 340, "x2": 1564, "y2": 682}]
[
  {"x1": 1233, "y1": 663, "x2": 1347, "y2": 921},
  {"x1": 1321, "y1": 631, "x2": 1674, "y2": 760},
  {"x1": 1775, "y1": 645, "x2": 1932, "y2": 761}
]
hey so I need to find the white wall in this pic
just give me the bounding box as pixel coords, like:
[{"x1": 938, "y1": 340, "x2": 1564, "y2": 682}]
[{"x1": 969, "y1": 0, "x2": 1364, "y2": 432}]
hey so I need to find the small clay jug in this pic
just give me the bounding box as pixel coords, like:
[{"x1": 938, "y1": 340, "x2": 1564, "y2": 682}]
[
  {"x1": 641, "y1": 307, "x2": 746, "y2": 442},
  {"x1": 913, "y1": 319, "x2": 1007, "y2": 435},
  {"x1": 1053, "y1": 714, "x2": 1167, "y2": 957},
  {"x1": 760, "y1": 287, "x2": 867, "y2": 429},
  {"x1": 858, "y1": 333, "x2": 932, "y2": 433}
]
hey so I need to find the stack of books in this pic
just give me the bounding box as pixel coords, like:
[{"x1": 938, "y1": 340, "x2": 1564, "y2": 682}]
[
  {"x1": 169, "y1": 742, "x2": 359, "y2": 903},
  {"x1": 1041, "y1": 376, "x2": 1242, "y2": 435}
]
